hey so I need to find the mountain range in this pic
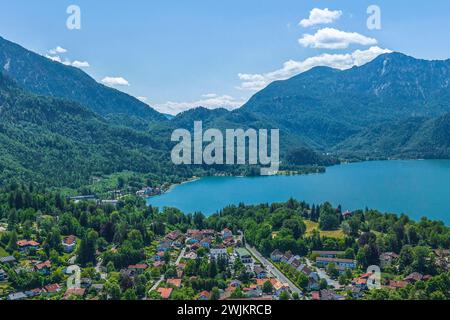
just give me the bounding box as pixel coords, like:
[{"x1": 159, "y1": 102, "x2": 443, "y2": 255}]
[{"x1": 1, "y1": 36, "x2": 450, "y2": 188}]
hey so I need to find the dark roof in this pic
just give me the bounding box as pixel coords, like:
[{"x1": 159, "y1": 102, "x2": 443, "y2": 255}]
[{"x1": 0, "y1": 256, "x2": 16, "y2": 263}]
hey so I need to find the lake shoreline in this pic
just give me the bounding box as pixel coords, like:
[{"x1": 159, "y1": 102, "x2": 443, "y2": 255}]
[{"x1": 148, "y1": 160, "x2": 450, "y2": 225}]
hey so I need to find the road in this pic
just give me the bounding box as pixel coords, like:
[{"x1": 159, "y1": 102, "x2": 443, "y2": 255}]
[
  {"x1": 305, "y1": 258, "x2": 340, "y2": 289},
  {"x1": 245, "y1": 244, "x2": 303, "y2": 296},
  {"x1": 150, "y1": 275, "x2": 164, "y2": 292},
  {"x1": 174, "y1": 247, "x2": 186, "y2": 266}
]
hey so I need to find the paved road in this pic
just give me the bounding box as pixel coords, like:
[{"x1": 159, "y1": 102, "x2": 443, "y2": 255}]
[
  {"x1": 174, "y1": 247, "x2": 186, "y2": 266},
  {"x1": 150, "y1": 275, "x2": 164, "y2": 292},
  {"x1": 245, "y1": 244, "x2": 303, "y2": 296},
  {"x1": 305, "y1": 258, "x2": 340, "y2": 289}
]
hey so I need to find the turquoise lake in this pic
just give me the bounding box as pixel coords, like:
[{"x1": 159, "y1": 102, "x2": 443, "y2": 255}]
[{"x1": 147, "y1": 160, "x2": 450, "y2": 225}]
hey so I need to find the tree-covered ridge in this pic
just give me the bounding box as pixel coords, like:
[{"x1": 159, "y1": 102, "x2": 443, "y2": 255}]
[
  {"x1": 0, "y1": 73, "x2": 195, "y2": 188},
  {"x1": 0, "y1": 36, "x2": 165, "y2": 124},
  {"x1": 336, "y1": 113, "x2": 450, "y2": 159}
]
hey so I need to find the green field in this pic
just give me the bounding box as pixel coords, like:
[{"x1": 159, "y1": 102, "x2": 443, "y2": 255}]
[{"x1": 304, "y1": 220, "x2": 345, "y2": 239}]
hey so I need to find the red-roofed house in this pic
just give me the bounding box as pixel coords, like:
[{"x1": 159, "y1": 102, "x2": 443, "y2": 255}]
[
  {"x1": 198, "y1": 290, "x2": 210, "y2": 300},
  {"x1": 44, "y1": 283, "x2": 61, "y2": 294},
  {"x1": 157, "y1": 287, "x2": 173, "y2": 299},
  {"x1": 63, "y1": 288, "x2": 86, "y2": 299},
  {"x1": 167, "y1": 278, "x2": 182, "y2": 288},
  {"x1": 17, "y1": 240, "x2": 40, "y2": 252},
  {"x1": 34, "y1": 260, "x2": 51, "y2": 274},
  {"x1": 311, "y1": 291, "x2": 320, "y2": 300},
  {"x1": 128, "y1": 264, "x2": 148, "y2": 273},
  {"x1": 62, "y1": 235, "x2": 77, "y2": 253}
]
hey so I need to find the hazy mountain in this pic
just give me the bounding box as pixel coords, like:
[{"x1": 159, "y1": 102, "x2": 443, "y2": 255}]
[{"x1": 0, "y1": 36, "x2": 166, "y2": 125}]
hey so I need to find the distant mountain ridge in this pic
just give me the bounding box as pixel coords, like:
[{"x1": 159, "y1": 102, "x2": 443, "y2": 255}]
[
  {"x1": 1, "y1": 36, "x2": 450, "y2": 188},
  {"x1": 238, "y1": 52, "x2": 450, "y2": 150},
  {"x1": 0, "y1": 36, "x2": 166, "y2": 125}
]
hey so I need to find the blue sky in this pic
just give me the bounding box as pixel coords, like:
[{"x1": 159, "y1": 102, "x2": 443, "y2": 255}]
[{"x1": 1, "y1": 0, "x2": 450, "y2": 114}]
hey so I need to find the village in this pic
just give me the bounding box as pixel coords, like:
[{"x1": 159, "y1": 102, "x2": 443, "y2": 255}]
[{"x1": 2, "y1": 222, "x2": 448, "y2": 301}]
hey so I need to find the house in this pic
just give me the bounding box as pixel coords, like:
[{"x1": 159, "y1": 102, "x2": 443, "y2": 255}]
[
  {"x1": 184, "y1": 251, "x2": 197, "y2": 260},
  {"x1": 166, "y1": 230, "x2": 182, "y2": 241},
  {"x1": 223, "y1": 237, "x2": 236, "y2": 247},
  {"x1": 64, "y1": 288, "x2": 86, "y2": 299},
  {"x1": 34, "y1": 260, "x2": 51, "y2": 274},
  {"x1": 270, "y1": 249, "x2": 284, "y2": 262},
  {"x1": 308, "y1": 274, "x2": 320, "y2": 291},
  {"x1": 128, "y1": 264, "x2": 148, "y2": 274},
  {"x1": 100, "y1": 199, "x2": 119, "y2": 206},
  {"x1": 0, "y1": 268, "x2": 8, "y2": 281},
  {"x1": 166, "y1": 278, "x2": 182, "y2": 288},
  {"x1": 404, "y1": 272, "x2": 423, "y2": 283},
  {"x1": 230, "y1": 280, "x2": 242, "y2": 288},
  {"x1": 69, "y1": 195, "x2": 97, "y2": 203},
  {"x1": 198, "y1": 290, "x2": 210, "y2": 300},
  {"x1": 153, "y1": 261, "x2": 165, "y2": 268},
  {"x1": 316, "y1": 257, "x2": 356, "y2": 270},
  {"x1": 243, "y1": 285, "x2": 262, "y2": 298},
  {"x1": 200, "y1": 229, "x2": 215, "y2": 237},
  {"x1": 236, "y1": 248, "x2": 253, "y2": 264},
  {"x1": 221, "y1": 228, "x2": 233, "y2": 239},
  {"x1": 44, "y1": 283, "x2": 61, "y2": 294},
  {"x1": 280, "y1": 251, "x2": 293, "y2": 263},
  {"x1": 379, "y1": 252, "x2": 399, "y2": 268},
  {"x1": 62, "y1": 235, "x2": 77, "y2": 253},
  {"x1": 320, "y1": 289, "x2": 341, "y2": 301},
  {"x1": 157, "y1": 241, "x2": 172, "y2": 252},
  {"x1": 210, "y1": 248, "x2": 228, "y2": 260},
  {"x1": 200, "y1": 237, "x2": 212, "y2": 249},
  {"x1": 312, "y1": 251, "x2": 345, "y2": 258},
  {"x1": 0, "y1": 256, "x2": 17, "y2": 265},
  {"x1": 17, "y1": 240, "x2": 40, "y2": 252},
  {"x1": 253, "y1": 265, "x2": 267, "y2": 279},
  {"x1": 25, "y1": 288, "x2": 44, "y2": 298},
  {"x1": 388, "y1": 280, "x2": 408, "y2": 289},
  {"x1": 7, "y1": 292, "x2": 27, "y2": 300},
  {"x1": 348, "y1": 286, "x2": 364, "y2": 299},
  {"x1": 157, "y1": 287, "x2": 173, "y2": 299}
]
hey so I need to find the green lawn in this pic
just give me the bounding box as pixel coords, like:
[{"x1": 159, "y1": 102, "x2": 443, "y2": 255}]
[
  {"x1": 0, "y1": 246, "x2": 8, "y2": 257},
  {"x1": 304, "y1": 220, "x2": 345, "y2": 239}
]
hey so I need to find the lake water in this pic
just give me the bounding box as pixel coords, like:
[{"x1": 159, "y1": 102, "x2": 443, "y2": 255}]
[{"x1": 147, "y1": 160, "x2": 450, "y2": 225}]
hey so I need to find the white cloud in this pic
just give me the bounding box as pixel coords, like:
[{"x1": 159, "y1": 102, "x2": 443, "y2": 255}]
[
  {"x1": 45, "y1": 55, "x2": 89, "y2": 69},
  {"x1": 137, "y1": 96, "x2": 148, "y2": 103},
  {"x1": 71, "y1": 60, "x2": 90, "y2": 68},
  {"x1": 299, "y1": 8, "x2": 342, "y2": 28},
  {"x1": 49, "y1": 46, "x2": 67, "y2": 54},
  {"x1": 101, "y1": 76, "x2": 130, "y2": 87},
  {"x1": 237, "y1": 46, "x2": 392, "y2": 91},
  {"x1": 299, "y1": 27, "x2": 377, "y2": 49},
  {"x1": 153, "y1": 94, "x2": 246, "y2": 115},
  {"x1": 45, "y1": 55, "x2": 62, "y2": 63}
]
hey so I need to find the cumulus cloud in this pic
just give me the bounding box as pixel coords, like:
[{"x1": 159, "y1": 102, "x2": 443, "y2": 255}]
[
  {"x1": 299, "y1": 27, "x2": 377, "y2": 49},
  {"x1": 299, "y1": 8, "x2": 342, "y2": 28},
  {"x1": 101, "y1": 77, "x2": 130, "y2": 87},
  {"x1": 237, "y1": 46, "x2": 392, "y2": 91},
  {"x1": 49, "y1": 46, "x2": 67, "y2": 54},
  {"x1": 71, "y1": 60, "x2": 90, "y2": 68},
  {"x1": 153, "y1": 94, "x2": 246, "y2": 115},
  {"x1": 45, "y1": 55, "x2": 89, "y2": 68}
]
